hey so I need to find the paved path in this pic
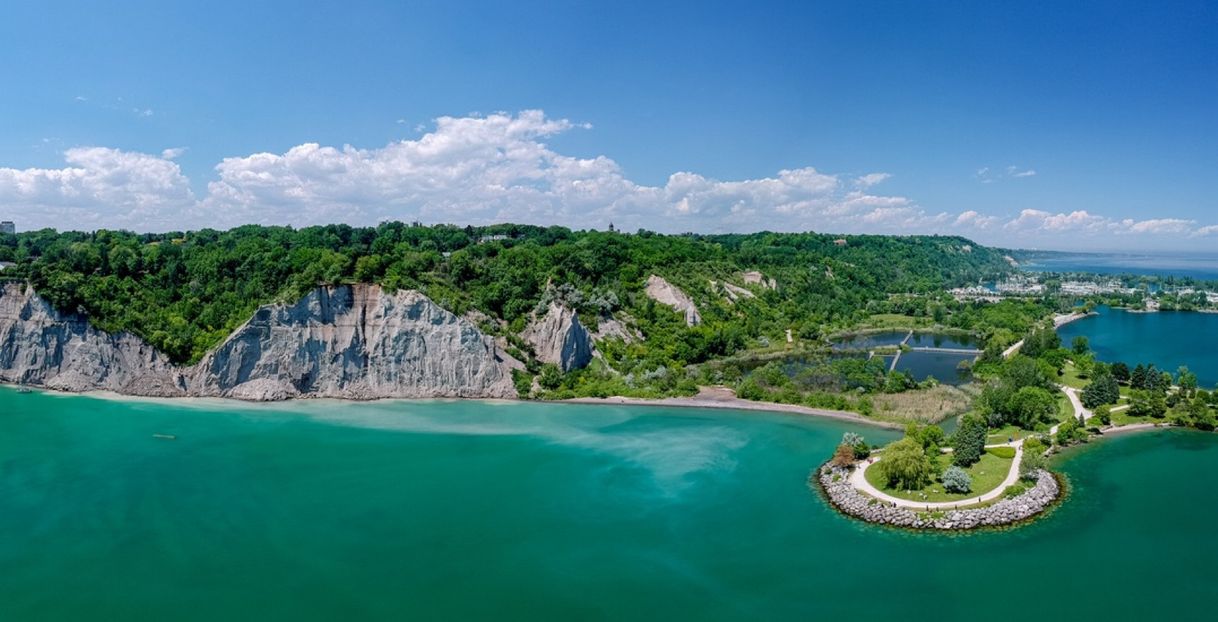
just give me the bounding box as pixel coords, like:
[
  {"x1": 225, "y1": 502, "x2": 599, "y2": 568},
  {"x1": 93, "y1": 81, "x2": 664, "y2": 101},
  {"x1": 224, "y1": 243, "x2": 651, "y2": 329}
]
[
  {"x1": 1002, "y1": 340, "x2": 1025, "y2": 359},
  {"x1": 849, "y1": 385, "x2": 1093, "y2": 510},
  {"x1": 1001, "y1": 313, "x2": 1090, "y2": 360}
]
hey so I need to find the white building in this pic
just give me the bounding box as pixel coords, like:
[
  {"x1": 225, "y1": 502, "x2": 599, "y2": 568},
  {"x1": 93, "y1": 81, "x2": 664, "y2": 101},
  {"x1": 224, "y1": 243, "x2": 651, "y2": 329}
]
[{"x1": 0, "y1": 221, "x2": 14, "y2": 235}]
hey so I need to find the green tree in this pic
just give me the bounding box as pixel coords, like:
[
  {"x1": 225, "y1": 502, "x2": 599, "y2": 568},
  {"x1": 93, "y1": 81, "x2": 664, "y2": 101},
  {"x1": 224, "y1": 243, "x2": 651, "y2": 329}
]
[
  {"x1": 1071, "y1": 335, "x2": 1090, "y2": 355},
  {"x1": 1008, "y1": 386, "x2": 1058, "y2": 428},
  {"x1": 1128, "y1": 389, "x2": 1167, "y2": 418},
  {"x1": 951, "y1": 414, "x2": 988, "y2": 467},
  {"x1": 1131, "y1": 364, "x2": 1149, "y2": 390},
  {"x1": 1178, "y1": 366, "x2": 1198, "y2": 396},
  {"x1": 878, "y1": 438, "x2": 934, "y2": 490},
  {"x1": 1082, "y1": 369, "x2": 1120, "y2": 408}
]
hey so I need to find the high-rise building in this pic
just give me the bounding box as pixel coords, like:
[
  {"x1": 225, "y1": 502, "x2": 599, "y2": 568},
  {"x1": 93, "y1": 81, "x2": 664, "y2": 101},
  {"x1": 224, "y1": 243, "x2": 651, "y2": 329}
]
[{"x1": 0, "y1": 221, "x2": 14, "y2": 235}]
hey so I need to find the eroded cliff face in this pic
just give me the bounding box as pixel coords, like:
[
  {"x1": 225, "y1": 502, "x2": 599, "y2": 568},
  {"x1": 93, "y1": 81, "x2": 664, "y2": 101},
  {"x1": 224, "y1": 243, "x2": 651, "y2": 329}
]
[
  {"x1": 189, "y1": 285, "x2": 518, "y2": 400},
  {"x1": 644, "y1": 275, "x2": 701, "y2": 326},
  {"x1": 522, "y1": 302, "x2": 593, "y2": 372},
  {"x1": 0, "y1": 283, "x2": 518, "y2": 401},
  {"x1": 0, "y1": 283, "x2": 187, "y2": 396}
]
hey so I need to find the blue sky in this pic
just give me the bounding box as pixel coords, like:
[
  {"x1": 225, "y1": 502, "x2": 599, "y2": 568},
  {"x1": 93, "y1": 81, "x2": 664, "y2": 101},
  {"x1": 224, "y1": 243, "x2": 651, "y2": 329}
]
[{"x1": 1, "y1": 0, "x2": 1216, "y2": 250}]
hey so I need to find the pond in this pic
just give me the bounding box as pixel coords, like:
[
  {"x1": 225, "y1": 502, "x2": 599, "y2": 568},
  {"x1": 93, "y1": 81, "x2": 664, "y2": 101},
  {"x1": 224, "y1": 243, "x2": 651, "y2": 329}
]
[
  {"x1": 904, "y1": 332, "x2": 981, "y2": 350},
  {"x1": 893, "y1": 350, "x2": 975, "y2": 386},
  {"x1": 830, "y1": 330, "x2": 908, "y2": 350}
]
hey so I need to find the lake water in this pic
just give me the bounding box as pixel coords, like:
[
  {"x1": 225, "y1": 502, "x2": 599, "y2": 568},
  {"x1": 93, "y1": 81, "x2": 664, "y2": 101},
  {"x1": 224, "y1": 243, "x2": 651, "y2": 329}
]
[
  {"x1": 1057, "y1": 306, "x2": 1218, "y2": 388},
  {"x1": 4, "y1": 390, "x2": 1218, "y2": 620},
  {"x1": 1024, "y1": 251, "x2": 1218, "y2": 282}
]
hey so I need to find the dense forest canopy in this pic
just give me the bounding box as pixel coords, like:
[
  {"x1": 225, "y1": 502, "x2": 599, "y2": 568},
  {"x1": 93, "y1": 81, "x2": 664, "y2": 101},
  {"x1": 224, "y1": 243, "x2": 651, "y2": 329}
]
[{"x1": 0, "y1": 224, "x2": 1016, "y2": 372}]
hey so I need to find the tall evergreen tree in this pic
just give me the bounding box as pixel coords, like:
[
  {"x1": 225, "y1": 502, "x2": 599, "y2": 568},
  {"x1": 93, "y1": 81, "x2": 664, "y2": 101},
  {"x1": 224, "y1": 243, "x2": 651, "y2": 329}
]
[
  {"x1": 1082, "y1": 369, "x2": 1120, "y2": 408},
  {"x1": 951, "y1": 414, "x2": 988, "y2": 467}
]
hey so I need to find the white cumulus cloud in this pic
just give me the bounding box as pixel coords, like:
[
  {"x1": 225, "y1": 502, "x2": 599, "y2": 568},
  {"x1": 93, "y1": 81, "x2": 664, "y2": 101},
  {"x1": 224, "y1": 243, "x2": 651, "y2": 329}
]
[
  {"x1": 0, "y1": 147, "x2": 196, "y2": 231},
  {"x1": 0, "y1": 110, "x2": 1214, "y2": 247}
]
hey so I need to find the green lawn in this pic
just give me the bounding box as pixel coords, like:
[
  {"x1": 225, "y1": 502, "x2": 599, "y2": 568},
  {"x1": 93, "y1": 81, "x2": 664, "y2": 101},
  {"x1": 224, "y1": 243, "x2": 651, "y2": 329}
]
[
  {"x1": 1057, "y1": 393, "x2": 1075, "y2": 421},
  {"x1": 1109, "y1": 407, "x2": 1165, "y2": 427},
  {"x1": 986, "y1": 425, "x2": 1028, "y2": 445},
  {"x1": 863, "y1": 452, "x2": 1015, "y2": 504},
  {"x1": 1059, "y1": 362, "x2": 1089, "y2": 390}
]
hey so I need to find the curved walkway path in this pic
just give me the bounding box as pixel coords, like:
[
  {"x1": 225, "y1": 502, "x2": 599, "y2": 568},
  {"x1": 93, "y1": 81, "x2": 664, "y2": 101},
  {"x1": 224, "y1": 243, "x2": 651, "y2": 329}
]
[{"x1": 848, "y1": 385, "x2": 1092, "y2": 510}]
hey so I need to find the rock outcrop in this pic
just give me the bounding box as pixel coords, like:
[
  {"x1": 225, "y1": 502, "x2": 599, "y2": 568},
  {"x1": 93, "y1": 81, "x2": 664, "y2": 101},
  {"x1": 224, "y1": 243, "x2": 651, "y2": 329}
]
[
  {"x1": 0, "y1": 283, "x2": 187, "y2": 396},
  {"x1": 741, "y1": 271, "x2": 776, "y2": 289},
  {"x1": 522, "y1": 302, "x2": 593, "y2": 372},
  {"x1": 710, "y1": 279, "x2": 755, "y2": 303},
  {"x1": 817, "y1": 466, "x2": 1060, "y2": 530},
  {"x1": 593, "y1": 316, "x2": 642, "y2": 344},
  {"x1": 644, "y1": 275, "x2": 701, "y2": 326},
  {"x1": 189, "y1": 284, "x2": 518, "y2": 400}
]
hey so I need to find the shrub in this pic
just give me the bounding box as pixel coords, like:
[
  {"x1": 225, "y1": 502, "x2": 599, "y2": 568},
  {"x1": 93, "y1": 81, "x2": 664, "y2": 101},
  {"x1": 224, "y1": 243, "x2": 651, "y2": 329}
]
[
  {"x1": 538, "y1": 363, "x2": 564, "y2": 390},
  {"x1": 831, "y1": 443, "x2": 857, "y2": 468},
  {"x1": 1020, "y1": 449, "x2": 1048, "y2": 481},
  {"x1": 1004, "y1": 483, "x2": 1029, "y2": 499},
  {"x1": 986, "y1": 446, "x2": 1016, "y2": 459},
  {"x1": 1094, "y1": 404, "x2": 1112, "y2": 426},
  {"x1": 511, "y1": 369, "x2": 534, "y2": 398},
  {"x1": 942, "y1": 466, "x2": 972, "y2": 493},
  {"x1": 842, "y1": 432, "x2": 870, "y2": 460}
]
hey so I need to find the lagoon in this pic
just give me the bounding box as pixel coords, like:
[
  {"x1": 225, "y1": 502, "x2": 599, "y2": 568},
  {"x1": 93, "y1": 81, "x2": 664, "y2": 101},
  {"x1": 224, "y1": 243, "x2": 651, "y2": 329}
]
[
  {"x1": 1057, "y1": 306, "x2": 1218, "y2": 388},
  {"x1": 3, "y1": 390, "x2": 1218, "y2": 620}
]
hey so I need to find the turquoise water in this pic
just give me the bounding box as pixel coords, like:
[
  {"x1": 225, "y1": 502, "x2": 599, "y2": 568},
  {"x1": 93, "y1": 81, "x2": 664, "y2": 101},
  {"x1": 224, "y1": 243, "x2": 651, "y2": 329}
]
[
  {"x1": 4, "y1": 389, "x2": 1218, "y2": 620},
  {"x1": 1058, "y1": 306, "x2": 1218, "y2": 388}
]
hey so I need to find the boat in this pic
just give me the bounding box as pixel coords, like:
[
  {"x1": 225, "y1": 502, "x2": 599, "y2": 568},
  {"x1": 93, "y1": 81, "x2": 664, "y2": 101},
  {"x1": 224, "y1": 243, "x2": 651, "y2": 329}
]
[{"x1": 152, "y1": 434, "x2": 177, "y2": 440}]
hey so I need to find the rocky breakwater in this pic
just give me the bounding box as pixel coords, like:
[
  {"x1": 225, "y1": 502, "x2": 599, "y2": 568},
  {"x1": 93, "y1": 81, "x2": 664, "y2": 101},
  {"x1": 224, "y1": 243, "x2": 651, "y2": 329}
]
[
  {"x1": 522, "y1": 302, "x2": 594, "y2": 372},
  {"x1": 0, "y1": 283, "x2": 187, "y2": 396},
  {"x1": 816, "y1": 466, "x2": 1060, "y2": 530},
  {"x1": 190, "y1": 284, "x2": 519, "y2": 400}
]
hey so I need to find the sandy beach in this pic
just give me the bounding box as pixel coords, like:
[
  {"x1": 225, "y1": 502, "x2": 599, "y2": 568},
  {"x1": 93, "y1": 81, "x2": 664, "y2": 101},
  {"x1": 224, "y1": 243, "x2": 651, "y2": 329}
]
[{"x1": 563, "y1": 386, "x2": 903, "y2": 429}]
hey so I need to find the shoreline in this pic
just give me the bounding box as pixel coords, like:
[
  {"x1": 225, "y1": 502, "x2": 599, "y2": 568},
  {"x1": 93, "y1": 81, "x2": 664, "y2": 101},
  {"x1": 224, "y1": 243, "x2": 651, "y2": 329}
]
[
  {"x1": 1053, "y1": 311, "x2": 1094, "y2": 328},
  {"x1": 1, "y1": 382, "x2": 902, "y2": 429},
  {"x1": 1100, "y1": 422, "x2": 1169, "y2": 436},
  {"x1": 561, "y1": 387, "x2": 904, "y2": 429}
]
